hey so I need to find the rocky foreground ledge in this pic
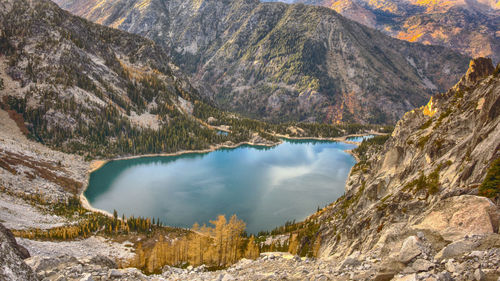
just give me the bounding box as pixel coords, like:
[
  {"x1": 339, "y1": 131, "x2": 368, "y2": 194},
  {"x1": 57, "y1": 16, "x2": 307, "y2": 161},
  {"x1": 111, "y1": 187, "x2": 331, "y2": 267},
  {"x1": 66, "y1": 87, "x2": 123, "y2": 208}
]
[{"x1": 1, "y1": 221, "x2": 500, "y2": 281}]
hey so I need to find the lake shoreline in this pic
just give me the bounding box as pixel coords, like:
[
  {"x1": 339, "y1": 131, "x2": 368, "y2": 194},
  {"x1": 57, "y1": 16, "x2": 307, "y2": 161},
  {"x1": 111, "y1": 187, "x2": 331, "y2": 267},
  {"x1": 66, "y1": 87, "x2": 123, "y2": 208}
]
[
  {"x1": 80, "y1": 132, "x2": 378, "y2": 220},
  {"x1": 87, "y1": 132, "x2": 379, "y2": 172},
  {"x1": 276, "y1": 132, "x2": 383, "y2": 163},
  {"x1": 87, "y1": 140, "x2": 280, "y2": 173},
  {"x1": 81, "y1": 139, "x2": 281, "y2": 218}
]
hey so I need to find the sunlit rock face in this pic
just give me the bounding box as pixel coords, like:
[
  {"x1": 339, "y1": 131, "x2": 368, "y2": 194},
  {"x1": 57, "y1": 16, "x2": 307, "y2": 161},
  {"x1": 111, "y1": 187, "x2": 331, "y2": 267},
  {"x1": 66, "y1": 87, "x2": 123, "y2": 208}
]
[{"x1": 265, "y1": 0, "x2": 500, "y2": 63}]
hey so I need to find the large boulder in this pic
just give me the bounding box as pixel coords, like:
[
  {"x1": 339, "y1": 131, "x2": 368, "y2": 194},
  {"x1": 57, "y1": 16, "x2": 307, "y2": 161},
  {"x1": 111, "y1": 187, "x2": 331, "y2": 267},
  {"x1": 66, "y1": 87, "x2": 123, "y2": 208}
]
[
  {"x1": 398, "y1": 236, "x2": 423, "y2": 264},
  {"x1": 412, "y1": 195, "x2": 500, "y2": 241},
  {"x1": 411, "y1": 259, "x2": 434, "y2": 272},
  {"x1": 0, "y1": 223, "x2": 38, "y2": 281},
  {"x1": 0, "y1": 223, "x2": 30, "y2": 259},
  {"x1": 434, "y1": 240, "x2": 479, "y2": 260}
]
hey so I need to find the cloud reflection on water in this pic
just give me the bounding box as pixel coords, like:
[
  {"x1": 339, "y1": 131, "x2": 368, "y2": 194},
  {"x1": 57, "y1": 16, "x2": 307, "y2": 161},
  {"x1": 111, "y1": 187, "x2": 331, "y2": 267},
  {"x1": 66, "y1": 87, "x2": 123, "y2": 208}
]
[{"x1": 87, "y1": 140, "x2": 356, "y2": 233}]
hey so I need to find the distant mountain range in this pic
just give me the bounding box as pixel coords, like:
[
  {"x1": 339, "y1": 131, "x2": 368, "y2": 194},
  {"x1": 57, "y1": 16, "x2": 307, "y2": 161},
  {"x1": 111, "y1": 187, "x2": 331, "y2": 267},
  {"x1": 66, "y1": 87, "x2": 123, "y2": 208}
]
[
  {"x1": 53, "y1": 0, "x2": 469, "y2": 124},
  {"x1": 264, "y1": 0, "x2": 500, "y2": 63}
]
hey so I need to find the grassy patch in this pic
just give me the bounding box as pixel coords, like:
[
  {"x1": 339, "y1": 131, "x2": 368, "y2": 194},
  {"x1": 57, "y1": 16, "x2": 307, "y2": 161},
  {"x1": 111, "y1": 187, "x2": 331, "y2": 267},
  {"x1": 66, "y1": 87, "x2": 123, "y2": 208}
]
[
  {"x1": 427, "y1": 168, "x2": 440, "y2": 194},
  {"x1": 419, "y1": 118, "x2": 433, "y2": 130},
  {"x1": 434, "y1": 138, "x2": 445, "y2": 152},
  {"x1": 351, "y1": 161, "x2": 370, "y2": 174},
  {"x1": 435, "y1": 108, "x2": 452, "y2": 128},
  {"x1": 403, "y1": 166, "x2": 441, "y2": 195},
  {"x1": 417, "y1": 134, "x2": 430, "y2": 150}
]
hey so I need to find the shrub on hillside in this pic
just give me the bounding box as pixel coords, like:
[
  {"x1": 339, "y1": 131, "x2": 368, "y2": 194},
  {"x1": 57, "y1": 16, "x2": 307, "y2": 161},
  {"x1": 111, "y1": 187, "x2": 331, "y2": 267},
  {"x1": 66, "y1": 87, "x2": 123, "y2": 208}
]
[{"x1": 479, "y1": 158, "x2": 500, "y2": 198}]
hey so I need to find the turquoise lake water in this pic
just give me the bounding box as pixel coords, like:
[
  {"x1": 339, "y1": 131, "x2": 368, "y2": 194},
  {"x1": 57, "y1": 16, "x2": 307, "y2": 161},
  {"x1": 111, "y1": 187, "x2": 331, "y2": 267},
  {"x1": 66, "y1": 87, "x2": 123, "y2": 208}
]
[{"x1": 86, "y1": 139, "x2": 357, "y2": 233}]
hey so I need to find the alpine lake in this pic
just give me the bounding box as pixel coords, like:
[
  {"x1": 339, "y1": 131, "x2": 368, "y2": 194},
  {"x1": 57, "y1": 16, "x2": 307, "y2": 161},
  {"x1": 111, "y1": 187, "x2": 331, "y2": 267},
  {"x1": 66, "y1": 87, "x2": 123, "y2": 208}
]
[{"x1": 86, "y1": 138, "x2": 367, "y2": 234}]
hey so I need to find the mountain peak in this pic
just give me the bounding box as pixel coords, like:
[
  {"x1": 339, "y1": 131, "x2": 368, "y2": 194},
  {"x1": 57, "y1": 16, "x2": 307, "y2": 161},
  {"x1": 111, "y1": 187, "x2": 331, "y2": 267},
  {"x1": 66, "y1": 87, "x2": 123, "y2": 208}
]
[
  {"x1": 451, "y1": 57, "x2": 495, "y2": 91},
  {"x1": 465, "y1": 57, "x2": 495, "y2": 84}
]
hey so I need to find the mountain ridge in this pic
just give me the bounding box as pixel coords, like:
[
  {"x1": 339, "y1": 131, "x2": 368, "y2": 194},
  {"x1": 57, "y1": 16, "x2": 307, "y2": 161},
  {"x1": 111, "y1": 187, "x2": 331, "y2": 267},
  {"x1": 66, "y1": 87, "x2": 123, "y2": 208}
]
[
  {"x1": 265, "y1": 0, "x2": 500, "y2": 63},
  {"x1": 0, "y1": 0, "x2": 285, "y2": 159},
  {"x1": 308, "y1": 57, "x2": 500, "y2": 265},
  {"x1": 54, "y1": 0, "x2": 470, "y2": 124}
]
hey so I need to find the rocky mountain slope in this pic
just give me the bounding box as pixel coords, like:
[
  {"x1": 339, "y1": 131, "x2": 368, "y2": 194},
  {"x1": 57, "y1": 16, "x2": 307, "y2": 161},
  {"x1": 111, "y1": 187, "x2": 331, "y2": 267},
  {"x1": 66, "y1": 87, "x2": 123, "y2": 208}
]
[
  {"x1": 297, "y1": 57, "x2": 500, "y2": 279},
  {"x1": 54, "y1": 0, "x2": 470, "y2": 124},
  {"x1": 0, "y1": 0, "x2": 264, "y2": 159},
  {"x1": 0, "y1": 74, "x2": 145, "y2": 279},
  {"x1": 266, "y1": 0, "x2": 500, "y2": 63}
]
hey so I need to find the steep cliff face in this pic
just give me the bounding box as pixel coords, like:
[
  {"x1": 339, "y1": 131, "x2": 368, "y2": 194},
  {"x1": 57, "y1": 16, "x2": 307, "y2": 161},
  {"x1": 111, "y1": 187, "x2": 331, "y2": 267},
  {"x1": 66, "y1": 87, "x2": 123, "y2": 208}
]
[
  {"x1": 310, "y1": 58, "x2": 499, "y2": 274},
  {"x1": 54, "y1": 0, "x2": 470, "y2": 124},
  {"x1": 267, "y1": 0, "x2": 500, "y2": 63}
]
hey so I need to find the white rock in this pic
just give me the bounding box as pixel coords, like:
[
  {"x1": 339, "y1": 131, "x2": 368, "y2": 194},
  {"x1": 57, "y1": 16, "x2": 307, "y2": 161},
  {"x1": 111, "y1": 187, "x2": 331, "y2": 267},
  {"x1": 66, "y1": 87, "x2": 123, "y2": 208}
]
[
  {"x1": 393, "y1": 274, "x2": 417, "y2": 281},
  {"x1": 470, "y1": 251, "x2": 485, "y2": 258},
  {"x1": 445, "y1": 260, "x2": 456, "y2": 273},
  {"x1": 399, "y1": 236, "x2": 422, "y2": 263},
  {"x1": 79, "y1": 273, "x2": 94, "y2": 281},
  {"x1": 411, "y1": 259, "x2": 434, "y2": 272},
  {"x1": 221, "y1": 273, "x2": 235, "y2": 281},
  {"x1": 474, "y1": 269, "x2": 485, "y2": 281}
]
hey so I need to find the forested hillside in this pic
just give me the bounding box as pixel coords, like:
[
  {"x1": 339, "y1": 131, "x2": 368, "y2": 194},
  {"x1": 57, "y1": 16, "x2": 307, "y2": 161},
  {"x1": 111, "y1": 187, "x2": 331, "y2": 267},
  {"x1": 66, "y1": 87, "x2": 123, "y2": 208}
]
[
  {"x1": 0, "y1": 0, "x2": 294, "y2": 159},
  {"x1": 55, "y1": 0, "x2": 470, "y2": 124}
]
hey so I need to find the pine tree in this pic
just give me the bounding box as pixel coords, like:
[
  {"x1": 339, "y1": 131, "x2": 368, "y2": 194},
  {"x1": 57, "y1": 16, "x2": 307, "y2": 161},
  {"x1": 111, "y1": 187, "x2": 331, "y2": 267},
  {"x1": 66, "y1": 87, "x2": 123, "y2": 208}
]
[
  {"x1": 244, "y1": 236, "x2": 260, "y2": 259},
  {"x1": 210, "y1": 215, "x2": 227, "y2": 266}
]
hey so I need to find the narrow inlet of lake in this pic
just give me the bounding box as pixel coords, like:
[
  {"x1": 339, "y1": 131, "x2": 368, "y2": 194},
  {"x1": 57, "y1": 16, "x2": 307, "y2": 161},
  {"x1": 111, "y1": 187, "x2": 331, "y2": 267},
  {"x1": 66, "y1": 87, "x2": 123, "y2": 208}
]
[{"x1": 86, "y1": 139, "x2": 357, "y2": 233}]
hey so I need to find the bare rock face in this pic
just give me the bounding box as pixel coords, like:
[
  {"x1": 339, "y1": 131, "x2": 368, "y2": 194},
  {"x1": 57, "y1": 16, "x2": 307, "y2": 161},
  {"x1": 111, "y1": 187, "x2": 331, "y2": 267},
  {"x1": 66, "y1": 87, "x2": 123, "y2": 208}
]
[
  {"x1": 412, "y1": 195, "x2": 500, "y2": 241},
  {"x1": 455, "y1": 57, "x2": 496, "y2": 89},
  {"x1": 465, "y1": 58, "x2": 496, "y2": 85},
  {"x1": 0, "y1": 223, "x2": 38, "y2": 281},
  {"x1": 0, "y1": 223, "x2": 30, "y2": 260}
]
